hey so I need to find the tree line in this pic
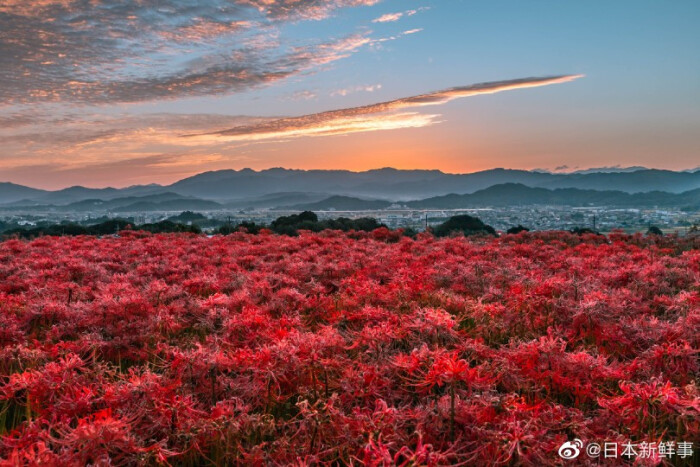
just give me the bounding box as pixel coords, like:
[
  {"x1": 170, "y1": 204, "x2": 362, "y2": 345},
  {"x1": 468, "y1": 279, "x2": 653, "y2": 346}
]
[{"x1": 1, "y1": 210, "x2": 670, "y2": 240}]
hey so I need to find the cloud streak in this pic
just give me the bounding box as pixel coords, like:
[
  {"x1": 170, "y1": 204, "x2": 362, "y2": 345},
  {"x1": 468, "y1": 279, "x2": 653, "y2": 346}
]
[
  {"x1": 331, "y1": 84, "x2": 382, "y2": 96},
  {"x1": 373, "y1": 12, "x2": 404, "y2": 23},
  {"x1": 372, "y1": 6, "x2": 429, "y2": 23},
  {"x1": 191, "y1": 75, "x2": 583, "y2": 141}
]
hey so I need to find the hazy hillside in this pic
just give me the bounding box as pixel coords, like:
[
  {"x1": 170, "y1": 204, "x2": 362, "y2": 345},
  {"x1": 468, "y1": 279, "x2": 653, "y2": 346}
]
[
  {"x1": 278, "y1": 195, "x2": 392, "y2": 211},
  {"x1": 405, "y1": 184, "x2": 700, "y2": 209},
  {"x1": 536, "y1": 170, "x2": 700, "y2": 193},
  {"x1": 0, "y1": 192, "x2": 222, "y2": 213},
  {"x1": 225, "y1": 192, "x2": 331, "y2": 209},
  {"x1": 112, "y1": 199, "x2": 222, "y2": 212},
  {"x1": 0, "y1": 182, "x2": 48, "y2": 204}
]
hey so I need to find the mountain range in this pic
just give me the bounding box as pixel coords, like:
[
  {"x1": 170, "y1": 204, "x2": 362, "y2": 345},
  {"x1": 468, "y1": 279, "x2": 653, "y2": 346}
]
[{"x1": 1, "y1": 167, "x2": 699, "y2": 211}]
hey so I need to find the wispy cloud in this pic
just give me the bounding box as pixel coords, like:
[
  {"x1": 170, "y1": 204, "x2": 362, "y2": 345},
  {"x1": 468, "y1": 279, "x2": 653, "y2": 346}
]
[
  {"x1": 373, "y1": 12, "x2": 404, "y2": 23},
  {"x1": 287, "y1": 90, "x2": 318, "y2": 101},
  {"x1": 191, "y1": 75, "x2": 583, "y2": 141},
  {"x1": 0, "y1": 0, "x2": 383, "y2": 105},
  {"x1": 331, "y1": 84, "x2": 382, "y2": 96},
  {"x1": 372, "y1": 6, "x2": 429, "y2": 23}
]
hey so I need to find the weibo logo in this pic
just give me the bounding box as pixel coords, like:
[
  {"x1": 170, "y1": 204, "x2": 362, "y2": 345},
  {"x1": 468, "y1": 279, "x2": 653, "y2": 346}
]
[{"x1": 558, "y1": 439, "x2": 583, "y2": 460}]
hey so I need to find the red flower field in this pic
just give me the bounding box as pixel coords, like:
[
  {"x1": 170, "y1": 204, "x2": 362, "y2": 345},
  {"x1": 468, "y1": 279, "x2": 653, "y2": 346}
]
[{"x1": 1, "y1": 230, "x2": 698, "y2": 465}]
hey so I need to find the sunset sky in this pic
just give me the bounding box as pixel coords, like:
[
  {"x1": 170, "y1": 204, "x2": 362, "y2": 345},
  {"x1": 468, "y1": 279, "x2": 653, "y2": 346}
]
[{"x1": 1, "y1": 0, "x2": 699, "y2": 189}]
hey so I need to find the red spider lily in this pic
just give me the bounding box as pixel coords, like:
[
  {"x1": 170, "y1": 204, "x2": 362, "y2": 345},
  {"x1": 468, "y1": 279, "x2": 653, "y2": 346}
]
[
  {"x1": 598, "y1": 379, "x2": 699, "y2": 439},
  {"x1": 0, "y1": 230, "x2": 697, "y2": 464}
]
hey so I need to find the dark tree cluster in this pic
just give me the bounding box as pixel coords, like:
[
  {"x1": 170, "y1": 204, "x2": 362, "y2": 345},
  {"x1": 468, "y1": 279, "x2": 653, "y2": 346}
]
[
  {"x1": 138, "y1": 221, "x2": 202, "y2": 234},
  {"x1": 569, "y1": 227, "x2": 602, "y2": 236},
  {"x1": 647, "y1": 225, "x2": 664, "y2": 236},
  {"x1": 431, "y1": 214, "x2": 497, "y2": 237},
  {"x1": 264, "y1": 211, "x2": 385, "y2": 236},
  {"x1": 216, "y1": 221, "x2": 263, "y2": 235},
  {"x1": 166, "y1": 211, "x2": 207, "y2": 223},
  {"x1": 506, "y1": 224, "x2": 530, "y2": 234}
]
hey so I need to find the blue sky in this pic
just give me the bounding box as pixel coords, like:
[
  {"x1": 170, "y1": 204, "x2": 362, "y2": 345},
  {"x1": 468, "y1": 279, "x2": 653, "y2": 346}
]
[{"x1": 0, "y1": 0, "x2": 698, "y2": 188}]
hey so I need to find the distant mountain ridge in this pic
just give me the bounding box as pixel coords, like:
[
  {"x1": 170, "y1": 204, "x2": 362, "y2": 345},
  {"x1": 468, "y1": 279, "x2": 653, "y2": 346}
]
[
  {"x1": 404, "y1": 184, "x2": 700, "y2": 209},
  {"x1": 276, "y1": 184, "x2": 700, "y2": 211},
  {"x1": 2, "y1": 167, "x2": 700, "y2": 207},
  {"x1": 0, "y1": 192, "x2": 222, "y2": 213},
  {"x1": 279, "y1": 195, "x2": 393, "y2": 211}
]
